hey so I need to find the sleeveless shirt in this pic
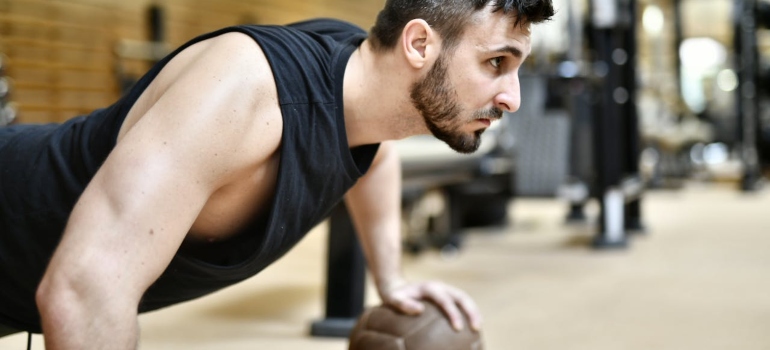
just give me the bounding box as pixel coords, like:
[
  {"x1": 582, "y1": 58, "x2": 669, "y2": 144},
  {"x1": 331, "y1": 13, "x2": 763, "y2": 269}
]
[{"x1": 0, "y1": 19, "x2": 378, "y2": 332}]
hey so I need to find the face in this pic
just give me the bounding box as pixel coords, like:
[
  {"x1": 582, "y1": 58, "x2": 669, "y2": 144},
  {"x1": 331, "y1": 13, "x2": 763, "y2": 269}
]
[{"x1": 410, "y1": 8, "x2": 532, "y2": 154}]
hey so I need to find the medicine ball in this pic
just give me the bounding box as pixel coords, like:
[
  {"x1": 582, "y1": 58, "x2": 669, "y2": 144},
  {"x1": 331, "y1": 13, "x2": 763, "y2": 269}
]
[{"x1": 348, "y1": 302, "x2": 483, "y2": 350}]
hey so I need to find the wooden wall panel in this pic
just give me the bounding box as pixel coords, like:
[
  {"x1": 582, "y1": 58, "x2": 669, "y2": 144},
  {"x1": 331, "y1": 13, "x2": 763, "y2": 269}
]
[{"x1": 0, "y1": 0, "x2": 385, "y2": 124}]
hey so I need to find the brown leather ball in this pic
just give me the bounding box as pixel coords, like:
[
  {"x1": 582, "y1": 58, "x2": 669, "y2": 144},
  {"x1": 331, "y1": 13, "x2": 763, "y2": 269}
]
[{"x1": 348, "y1": 302, "x2": 483, "y2": 350}]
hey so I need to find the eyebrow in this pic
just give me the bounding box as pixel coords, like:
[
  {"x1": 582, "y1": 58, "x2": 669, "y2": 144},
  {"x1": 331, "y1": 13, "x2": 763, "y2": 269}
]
[{"x1": 492, "y1": 46, "x2": 525, "y2": 59}]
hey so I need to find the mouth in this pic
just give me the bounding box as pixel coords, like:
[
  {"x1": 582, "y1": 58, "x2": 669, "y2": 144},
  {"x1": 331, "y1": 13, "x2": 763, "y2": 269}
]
[
  {"x1": 476, "y1": 118, "x2": 492, "y2": 127},
  {"x1": 471, "y1": 107, "x2": 503, "y2": 129}
]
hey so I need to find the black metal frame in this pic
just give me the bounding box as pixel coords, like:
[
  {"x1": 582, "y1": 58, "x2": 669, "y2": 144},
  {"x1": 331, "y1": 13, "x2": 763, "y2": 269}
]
[
  {"x1": 588, "y1": 0, "x2": 645, "y2": 248},
  {"x1": 734, "y1": 0, "x2": 764, "y2": 191},
  {"x1": 310, "y1": 204, "x2": 367, "y2": 338}
]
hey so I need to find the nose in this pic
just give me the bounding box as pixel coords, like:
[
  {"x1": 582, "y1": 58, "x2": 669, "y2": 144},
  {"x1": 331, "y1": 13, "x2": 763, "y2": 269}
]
[{"x1": 493, "y1": 75, "x2": 521, "y2": 113}]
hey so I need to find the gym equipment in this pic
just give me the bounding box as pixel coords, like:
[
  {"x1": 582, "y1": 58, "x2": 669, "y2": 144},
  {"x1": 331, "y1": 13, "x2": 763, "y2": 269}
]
[
  {"x1": 115, "y1": 5, "x2": 170, "y2": 94},
  {"x1": 585, "y1": 0, "x2": 645, "y2": 247},
  {"x1": 734, "y1": 0, "x2": 767, "y2": 190},
  {"x1": 310, "y1": 205, "x2": 367, "y2": 338},
  {"x1": 348, "y1": 302, "x2": 483, "y2": 350}
]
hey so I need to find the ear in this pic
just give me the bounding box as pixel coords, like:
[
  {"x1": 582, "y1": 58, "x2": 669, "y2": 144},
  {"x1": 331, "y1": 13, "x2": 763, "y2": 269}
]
[{"x1": 400, "y1": 19, "x2": 441, "y2": 70}]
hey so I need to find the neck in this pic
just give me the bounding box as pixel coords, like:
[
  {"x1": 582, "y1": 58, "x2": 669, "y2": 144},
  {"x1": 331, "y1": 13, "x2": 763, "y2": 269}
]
[{"x1": 342, "y1": 41, "x2": 429, "y2": 147}]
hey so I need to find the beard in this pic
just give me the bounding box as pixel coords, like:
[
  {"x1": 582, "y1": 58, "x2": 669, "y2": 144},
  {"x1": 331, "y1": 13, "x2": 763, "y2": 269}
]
[{"x1": 409, "y1": 54, "x2": 503, "y2": 154}]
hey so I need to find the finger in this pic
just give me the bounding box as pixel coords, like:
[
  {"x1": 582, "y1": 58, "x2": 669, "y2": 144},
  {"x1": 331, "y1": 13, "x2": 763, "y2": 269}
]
[
  {"x1": 387, "y1": 295, "x2": 425, "y2": 315},
  {"x1": 423, "y1": 285, "x2": 464, "y2": 331},
  {"x1": 438, "y1": 298, "x2": 464, "y2": 332},
  {"x1": 447, "y1": 288, "x2": 483, "y2": 331}
]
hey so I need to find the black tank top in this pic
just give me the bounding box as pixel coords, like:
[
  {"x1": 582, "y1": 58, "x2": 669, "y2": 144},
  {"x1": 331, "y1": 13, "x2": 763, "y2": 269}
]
[{"x1": 0, "y1": 19, "x2": 378, "y2": 332}]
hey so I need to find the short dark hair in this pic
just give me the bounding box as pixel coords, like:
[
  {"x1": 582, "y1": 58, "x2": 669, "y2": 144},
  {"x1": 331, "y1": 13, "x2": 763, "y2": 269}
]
[{"x1": 369, "y1": 0, "x2": 555, "y2": 53}]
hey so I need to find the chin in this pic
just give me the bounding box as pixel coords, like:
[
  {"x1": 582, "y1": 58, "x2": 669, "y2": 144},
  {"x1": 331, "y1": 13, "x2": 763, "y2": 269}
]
[
  {"x1": 425, "y1": 121, "x2": 483, "y2": 153},
  {"x1": 445, "y1": 133, "x2": 482, "y2": 154}
]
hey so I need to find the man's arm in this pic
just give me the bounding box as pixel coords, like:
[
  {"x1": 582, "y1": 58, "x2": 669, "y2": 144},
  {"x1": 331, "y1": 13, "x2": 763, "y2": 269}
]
[
  {"x1": 344, "y1": 141, "x2": 482, "y2": 332},
  {"x1": 35, "y1": 33, "x2": 282, "y2": 349}
]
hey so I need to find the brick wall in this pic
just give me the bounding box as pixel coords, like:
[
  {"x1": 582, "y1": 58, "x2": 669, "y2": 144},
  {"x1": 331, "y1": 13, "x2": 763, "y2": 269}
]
[{"x1": 0, "y1": 0, "x2": 384, "y2": 123}]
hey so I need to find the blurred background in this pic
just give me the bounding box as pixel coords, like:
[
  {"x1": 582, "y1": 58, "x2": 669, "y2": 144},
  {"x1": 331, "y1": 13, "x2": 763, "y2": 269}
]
[{"x1": 1, "y1": 0, "x2": 769, "y2": 349}]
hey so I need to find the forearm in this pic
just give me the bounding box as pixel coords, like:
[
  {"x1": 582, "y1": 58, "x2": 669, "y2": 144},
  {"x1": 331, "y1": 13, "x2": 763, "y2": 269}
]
[
  {"x1": 353, "y1": 203, "x2": 404, "y2": 293},
  {"x1": 36, "y1": 168, "x2": 202, "y2": 349}
]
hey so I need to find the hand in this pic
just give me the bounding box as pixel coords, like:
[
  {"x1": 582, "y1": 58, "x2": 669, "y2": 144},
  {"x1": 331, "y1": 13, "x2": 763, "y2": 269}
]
[{"x1": 378, "y1": 279, "x2": 482, "y2": 332}]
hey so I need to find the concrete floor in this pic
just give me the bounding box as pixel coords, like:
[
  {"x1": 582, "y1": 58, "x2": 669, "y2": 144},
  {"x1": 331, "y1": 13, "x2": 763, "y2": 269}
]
[{"x1": 2, "y1": 181, "x2": 769, "y2": 349}]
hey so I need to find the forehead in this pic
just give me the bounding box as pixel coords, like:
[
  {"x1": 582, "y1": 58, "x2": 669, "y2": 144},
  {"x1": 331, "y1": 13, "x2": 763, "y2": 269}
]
[{"x1": 461, "y1": 7, "x2": 532, "y2": 55}]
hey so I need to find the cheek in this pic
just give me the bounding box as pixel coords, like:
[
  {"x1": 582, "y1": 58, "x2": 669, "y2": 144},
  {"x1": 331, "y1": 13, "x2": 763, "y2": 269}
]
[
  {"x1": 447, "y1": 59, "x2": 492, "y2": 107},
  {"x1": 456, "y1": 77, "x2": 494, "y2": 107}
]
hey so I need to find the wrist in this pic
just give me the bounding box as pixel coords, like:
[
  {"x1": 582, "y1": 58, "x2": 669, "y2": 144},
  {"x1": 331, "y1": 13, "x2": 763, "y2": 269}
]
[{"x1": 376, "y1": 276, "x2": 407, "y2": 297}]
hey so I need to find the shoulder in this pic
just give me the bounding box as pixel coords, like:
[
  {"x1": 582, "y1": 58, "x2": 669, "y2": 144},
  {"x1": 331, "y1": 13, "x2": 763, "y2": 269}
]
[
  {"x1": 287, "y1": 19, "x2": 367, "y2": 39},
  {"x1": 126, "y1": 29, "x2": 283, "y2": 134},
  {"x1": 196, "y1": 31, "x2": 274, "y2": 84},
  {"x1": 144, "y1": 30, "x2": 275, "y2": 106},
  {"x1": 180, "y1": 32, "x2": 283, "y2": 165},
  {"x1": 120, "y1": 30, "x2": 284, "y2": 179}
]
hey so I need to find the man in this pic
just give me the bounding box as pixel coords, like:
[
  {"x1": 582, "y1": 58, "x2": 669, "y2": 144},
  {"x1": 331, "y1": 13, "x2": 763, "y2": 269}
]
[{"x1": 0, "y1": 0, "x2": 554, "y2": 348}]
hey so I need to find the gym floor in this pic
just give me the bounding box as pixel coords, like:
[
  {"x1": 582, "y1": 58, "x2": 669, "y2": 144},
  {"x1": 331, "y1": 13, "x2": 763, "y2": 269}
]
[{"x1": 2, "y1": 181, "x2": 769, "y2": 349}]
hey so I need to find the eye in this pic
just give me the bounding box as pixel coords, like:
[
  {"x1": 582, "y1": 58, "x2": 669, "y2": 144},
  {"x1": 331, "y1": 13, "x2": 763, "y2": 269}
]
[{"x1": 489, "y1": 57, "x2": 504, "y2": 69}]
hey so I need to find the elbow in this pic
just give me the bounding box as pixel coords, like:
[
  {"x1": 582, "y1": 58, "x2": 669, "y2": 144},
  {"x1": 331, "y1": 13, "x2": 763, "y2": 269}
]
[
  {"x1": 36, "y1": 264, "x2": 139, "y2": 325},
  {"x1": 36, "y1": 268, "x2": 141, "y2": 348},
  {"x1": 36, "y1": 271, "x2": 59, "y2": 307},
  {"x1": 36, "y1": 272, "x2": 78, "y2": 328},
  {"x1": 36, "y1": 265, "x2": 100, "y2": 329}
]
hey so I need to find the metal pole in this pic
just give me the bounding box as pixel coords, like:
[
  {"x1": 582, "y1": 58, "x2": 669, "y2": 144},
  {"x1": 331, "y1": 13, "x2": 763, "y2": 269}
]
[
  {"x1": 622, "y1": 0, "x2": 645, "y2": 233},
  {"x1": 310, "y1": 204, "x2": 366, "y2": 338},
  {"x1": 590, "y1": 0, "x2": 635, "y2": 248},
  {"x1": 735, "y1": 0, "x2": 763, "y2": 191}
]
